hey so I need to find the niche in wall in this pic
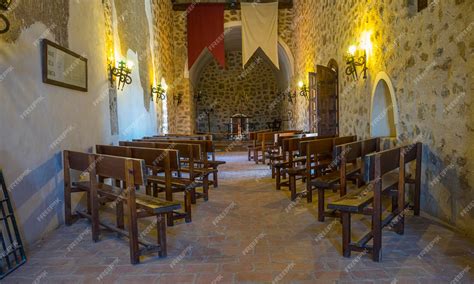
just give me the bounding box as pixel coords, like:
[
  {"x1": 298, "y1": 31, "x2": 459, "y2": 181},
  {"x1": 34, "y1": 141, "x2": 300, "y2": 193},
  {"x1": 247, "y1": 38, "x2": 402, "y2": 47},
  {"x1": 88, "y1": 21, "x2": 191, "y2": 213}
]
[{"x1": 371, "y1": 72, "x2": 398, "y2": 137}]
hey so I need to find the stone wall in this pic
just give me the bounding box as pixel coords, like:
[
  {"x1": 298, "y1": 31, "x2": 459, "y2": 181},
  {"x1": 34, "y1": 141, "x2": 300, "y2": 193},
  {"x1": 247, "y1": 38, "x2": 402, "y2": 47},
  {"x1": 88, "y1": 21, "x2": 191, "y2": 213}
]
[
  {"x1": 291, "y1": 0, "x2": 474, "y2": 236},
  {"x1": 166, "y1": 8, "x2": 295, "y2": 134},
  {"x1": 196, "y1": 51, "x2": 280, "y2": 137}
]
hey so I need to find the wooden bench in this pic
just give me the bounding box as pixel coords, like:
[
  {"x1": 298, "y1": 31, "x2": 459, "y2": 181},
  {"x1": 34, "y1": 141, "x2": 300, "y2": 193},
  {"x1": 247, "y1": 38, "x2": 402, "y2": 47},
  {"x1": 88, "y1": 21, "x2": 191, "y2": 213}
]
[
  {"x1": 119, "y1": 141, "x2": 216, "y2": 203},
  {"x1": 247, "y1": 130, "x2": 271, "y2": 161},
  {"x1": 135, "y1": 139, "x2": 225, "y2": 187},
  {"x1": 96, "y1": 145, "x2": 193, "y2": 226},
  {"x1": 327, "y1": 143, "x2": 422, "y2": 261},
  {"x1": 64, "y1": 151, "x2": 181, "y2": 264},
  {"x1": 307, "y1": 137, "x2": 381, "y2": 221},
  {"x1": 278, "y1": 136, "x2": 356, "y2": 199}
]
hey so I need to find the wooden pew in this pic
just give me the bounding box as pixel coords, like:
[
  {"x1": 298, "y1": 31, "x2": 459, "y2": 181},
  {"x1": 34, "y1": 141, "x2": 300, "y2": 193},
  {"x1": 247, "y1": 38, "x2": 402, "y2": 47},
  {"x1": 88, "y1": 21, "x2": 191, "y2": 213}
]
[
  {"x1": 96, "y1": 145, "x2": 193, "y2": 226},
  {"x1": 247, "y1": 130, "x2": 271, "y2": 161},
  {"x1": 134, "y1": 139, "x2": 225, "y2": 187},
  {"x1": 307, "y1": 137, "x2": 381, "y2": 221},
  {"x1": 328, "y1": 143, "x2": 422, "y2": 261},
  {"x1": 119, "y1": 141, "x2": 215, "y2": 203},
  {"x1": 64, "y1": 151, "x2": 181, "y2": 264}
]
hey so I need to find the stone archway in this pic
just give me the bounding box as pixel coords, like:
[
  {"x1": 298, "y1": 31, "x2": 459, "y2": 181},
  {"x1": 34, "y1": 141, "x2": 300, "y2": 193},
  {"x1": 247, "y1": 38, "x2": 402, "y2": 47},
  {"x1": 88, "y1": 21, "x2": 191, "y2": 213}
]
[{"x1": 370, "y1": 72, "x2": 398, "y2": 137}]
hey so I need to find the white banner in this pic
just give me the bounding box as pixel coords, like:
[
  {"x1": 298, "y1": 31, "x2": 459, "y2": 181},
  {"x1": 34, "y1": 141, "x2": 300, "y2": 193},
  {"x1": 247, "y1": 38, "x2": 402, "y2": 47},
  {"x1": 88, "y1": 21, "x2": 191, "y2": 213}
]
[{"x1": 241, "y1": 2, "x2": 279, "y2": 69}]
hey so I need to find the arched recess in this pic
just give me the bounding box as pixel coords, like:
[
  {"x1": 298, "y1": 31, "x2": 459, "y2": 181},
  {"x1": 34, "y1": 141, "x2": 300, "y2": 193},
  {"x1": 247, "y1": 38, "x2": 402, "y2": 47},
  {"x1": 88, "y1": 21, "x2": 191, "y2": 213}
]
[
  {"x1": 370, "y1": 72, "x2": 399, "y2": 137},
  {"x1": 188, "y1": 21, "x2": 295, "y2": 91}
]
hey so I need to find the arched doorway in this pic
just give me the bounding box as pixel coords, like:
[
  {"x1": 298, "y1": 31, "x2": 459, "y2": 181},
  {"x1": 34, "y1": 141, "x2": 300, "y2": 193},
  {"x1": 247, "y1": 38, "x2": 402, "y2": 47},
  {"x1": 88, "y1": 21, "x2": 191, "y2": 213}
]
[
  {"x1": 370, "y1": 72, "x2": 398, "y2": 137},
  {"x1": 188, "y1": 21, "x2": 295, "y2": 138}
]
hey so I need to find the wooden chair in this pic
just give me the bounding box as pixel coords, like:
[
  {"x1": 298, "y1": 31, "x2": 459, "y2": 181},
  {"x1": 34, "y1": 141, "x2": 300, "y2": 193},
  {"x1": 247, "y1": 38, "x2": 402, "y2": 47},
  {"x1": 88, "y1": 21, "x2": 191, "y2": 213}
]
[
  {"x1": 135, "y1": 139, "x2": 225, "y2": 188},
  {"x1": 247, "y1": 130, "x2": 270, "y2": 161},
  {"x1": 328, "y1": 143, "x2": 422, "y2": 262},
  {"x1": 308, "y1": 137, "x2": 381, "y2": 221},
  {"x1": 96, "y1": 145, "x2": 192, "y2": 226},
  {"x1": 119, "y1": 141, "x2": 215, "y2": 203},
  {"x1": 64, "y1": 151, "x2": 181, "y2": 264}
]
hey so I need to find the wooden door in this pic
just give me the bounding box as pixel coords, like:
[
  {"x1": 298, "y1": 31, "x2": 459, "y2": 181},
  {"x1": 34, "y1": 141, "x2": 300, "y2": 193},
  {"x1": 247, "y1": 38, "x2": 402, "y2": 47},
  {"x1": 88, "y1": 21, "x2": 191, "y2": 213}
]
[
  {"x1": 315, "y1": 65, "x2": 339, "y2": 136},
  {"x1": 308, "y1": 72, "x2": 318, "y2": 133}
]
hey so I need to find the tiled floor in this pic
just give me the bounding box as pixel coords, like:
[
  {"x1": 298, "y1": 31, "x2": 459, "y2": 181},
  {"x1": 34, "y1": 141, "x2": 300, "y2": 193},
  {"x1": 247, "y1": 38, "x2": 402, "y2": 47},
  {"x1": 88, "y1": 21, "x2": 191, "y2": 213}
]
[{"x1": 7, "y1": 152, "x2": 474, "y2": 283}]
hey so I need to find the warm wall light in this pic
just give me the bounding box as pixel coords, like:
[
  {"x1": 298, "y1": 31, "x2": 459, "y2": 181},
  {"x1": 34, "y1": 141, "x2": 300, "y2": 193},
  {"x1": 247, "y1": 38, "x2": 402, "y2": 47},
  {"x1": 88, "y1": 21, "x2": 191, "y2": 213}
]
[
  {"x1": 345, "y1": 31, "x2": 372, "y2": 80},
  {"x1": 298, "y1": 80, "x2": 309, "y2": 99},
  {"x1": 109, "y1": 59, "x2": 133, "y2": 91},
  {"x1": 174, "y1": 93, "x2": 183, "y2": 106},
  {"x1": 151, "y1": 84, "x2": 166, "y2": 101},
  {"x1": 0, "y1": 0, "x2": 12, "y2": 34}
]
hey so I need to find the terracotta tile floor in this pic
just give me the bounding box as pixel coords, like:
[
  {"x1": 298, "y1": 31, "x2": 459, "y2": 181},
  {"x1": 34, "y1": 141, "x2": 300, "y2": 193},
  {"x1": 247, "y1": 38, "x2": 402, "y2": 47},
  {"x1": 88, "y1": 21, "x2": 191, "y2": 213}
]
[{"x1": 7, "y1": 152, "x2": 474, "y2": 283}]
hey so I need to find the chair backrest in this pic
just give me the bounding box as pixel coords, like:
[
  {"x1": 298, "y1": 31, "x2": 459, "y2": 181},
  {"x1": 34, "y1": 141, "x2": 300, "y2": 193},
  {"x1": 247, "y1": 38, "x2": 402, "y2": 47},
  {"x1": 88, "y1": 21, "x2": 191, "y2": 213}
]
[
  {"x1": 301, "y1": 138, "x2": 334, "y2": 160},
  {"x1": 64, "y1": 150, "x2": 93, "y2": 172},
  {"x1": 96, "y1": 144, "x2": 131, "y2": 158},
  {"x1": 95, "y1": 154, "x2": 146, "y2": 186},
  {"x1": 97, "y1": 145, "x2": 180, "y2": 171},
  {"x1": 121, "y1": 141, "x2": 201, "y2": 161},
  {"x1": 364, "y1": 143, "x2": 422, "y2": 182},
  {"x1": 334, "y1": 137, "x2": 380, "y2": 163}
]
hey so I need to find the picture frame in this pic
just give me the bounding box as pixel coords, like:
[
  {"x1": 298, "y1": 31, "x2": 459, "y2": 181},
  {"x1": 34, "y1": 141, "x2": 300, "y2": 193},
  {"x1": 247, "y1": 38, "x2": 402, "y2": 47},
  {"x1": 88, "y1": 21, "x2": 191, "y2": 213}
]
[{"x1": 41, "y1": 39, "x2": 88, "y2": 92}]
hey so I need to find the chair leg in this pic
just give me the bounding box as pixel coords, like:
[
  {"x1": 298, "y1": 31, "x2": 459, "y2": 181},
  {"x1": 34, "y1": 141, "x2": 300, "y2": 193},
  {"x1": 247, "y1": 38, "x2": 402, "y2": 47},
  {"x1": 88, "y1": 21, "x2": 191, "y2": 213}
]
[
  {"x1": 212, "y1": 166, "x2": 218, "y2": 188},
  {"x1": 248, "y1": 149, "x2": 251, "y2": 161},
  {"x1": 318, "y1": 189, "x2": 325, "y2": 222},
  {"x1": 289, "y1": 175, "x2": 296, "y2": 201},
  {"x1": 157, "y1": 214, "x2": 167, "y2": 257},
  {"x1": 372, "y1": 197, "x2": 383, "y2": 262},
  {"x1": 254, "y1": 149, "x2": 259, "y2": 164},
  {"x1": 116, "y1": 200, "x2": 125, "y2": 230},
  {"x1": 276, "y1": 167, "x2": 281, "y2": 190},
  {"x1": 342, "y1": 212, "x2": 351, "y2": 257},
  {"x1": 185, "y1": 190, "x2": 192, "y2": 223},
  {"x1": 90, "y1": 185, "x2": 100, "y2": 242},
  {"x1": 203, "y1": 175, "x2": 209, "y2": 201},
  {"x1": 127, "y1": 200, "x2": 140, "y2": 265},
  {"x1": 191, "y1": 188, "x2": 197, "y2": 204}
]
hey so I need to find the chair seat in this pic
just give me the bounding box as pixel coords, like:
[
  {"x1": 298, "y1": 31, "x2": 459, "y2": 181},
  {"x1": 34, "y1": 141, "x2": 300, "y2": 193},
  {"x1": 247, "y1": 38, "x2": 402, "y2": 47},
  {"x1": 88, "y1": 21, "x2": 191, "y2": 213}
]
[
  {"x1": 310, "y1": 164, "x2": 360, "y2": 188},
  {"x1": 147, "y1": 176, "x2": 203, "y2": 189},
  {"x1": 96, "y1": 183, "x2": 181, "y2": 214},
  {"x1": 327, "y1": 172, "x2": 399, "y2": 213}
]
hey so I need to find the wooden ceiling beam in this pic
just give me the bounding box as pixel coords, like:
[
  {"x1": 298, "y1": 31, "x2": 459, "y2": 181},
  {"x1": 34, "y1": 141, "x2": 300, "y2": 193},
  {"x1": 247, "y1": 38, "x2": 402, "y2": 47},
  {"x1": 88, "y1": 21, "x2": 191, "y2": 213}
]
[{"x1": 171, "y1": 0, "x2": 293, "y2": 11}]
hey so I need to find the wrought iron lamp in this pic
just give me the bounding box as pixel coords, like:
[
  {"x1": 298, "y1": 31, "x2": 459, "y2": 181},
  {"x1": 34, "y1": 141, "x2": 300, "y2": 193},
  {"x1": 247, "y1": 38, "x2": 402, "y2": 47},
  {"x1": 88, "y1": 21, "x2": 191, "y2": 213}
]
[
  {"x1": 151, "y1": 84, "x2": 166, "y2": 101},
  {"x1": 0, "y1": 0, "x2": 12, "y2": 34},
  {"x1": 109, "y1": 60, "x2": 133, "y2": 91},
  {"x1": 298, "y1": 81, "x2": 309, "y2": 99},
  {"x1": 345, "y1": 45, "x2": 367, "y2": 80},
  {"x1": 174, "y1": 93, "x2": 183, "y2": 106}
]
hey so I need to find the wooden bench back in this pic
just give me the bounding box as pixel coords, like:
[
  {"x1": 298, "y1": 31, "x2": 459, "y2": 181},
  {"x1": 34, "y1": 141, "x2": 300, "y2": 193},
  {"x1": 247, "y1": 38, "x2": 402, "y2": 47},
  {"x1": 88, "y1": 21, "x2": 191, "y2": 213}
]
[
  {"x1": 133, "y1": 139, "x2": 213, "y2": 154},
  {"x1": 96, "y1": 145, "x2": 180, "y2": 171},
  {"x1": 64, "y1": 150, "x2": 93, "y2": 172},
  {"x1": 335, "y1": 137, "x2": 381, "y2": 162},
  {"x1": 299, "y1": 135, "x2": 354, "y2": 157},
  {"x1": 120, "y1": 141, "x2": 201, "y2": 161},
  {"x1": 364, "y1": 143, "x2": 422, "y2": 182},
  {"x1": 95, "y1": 154, "x2": 146, "y2": 186}
]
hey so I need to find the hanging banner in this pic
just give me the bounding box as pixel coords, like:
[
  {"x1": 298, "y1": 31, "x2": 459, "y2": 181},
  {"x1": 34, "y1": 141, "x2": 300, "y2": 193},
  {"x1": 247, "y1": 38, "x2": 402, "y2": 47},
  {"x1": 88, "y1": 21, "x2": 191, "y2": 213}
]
[
  {"x1": 187, "y1": 4, "x2": 225, "y2": 69},
  {"x1": 241, "y1": 2, "x2": 279, "y2": 69}
]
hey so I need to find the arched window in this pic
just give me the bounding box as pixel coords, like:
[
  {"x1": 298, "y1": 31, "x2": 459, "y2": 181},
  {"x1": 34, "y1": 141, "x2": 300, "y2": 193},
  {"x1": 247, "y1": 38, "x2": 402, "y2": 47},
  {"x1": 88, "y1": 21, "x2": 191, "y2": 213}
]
[{"x1": 371, "y1": 73, "x2": 398, "y2": 137}]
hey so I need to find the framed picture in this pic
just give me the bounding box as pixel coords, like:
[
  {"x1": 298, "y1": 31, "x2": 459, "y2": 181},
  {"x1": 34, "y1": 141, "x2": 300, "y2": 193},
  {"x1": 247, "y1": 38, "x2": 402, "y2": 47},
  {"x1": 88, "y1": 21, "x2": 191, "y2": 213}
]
[{"x1": 41, "y1": 39, "x2": 88, "y2": 92}]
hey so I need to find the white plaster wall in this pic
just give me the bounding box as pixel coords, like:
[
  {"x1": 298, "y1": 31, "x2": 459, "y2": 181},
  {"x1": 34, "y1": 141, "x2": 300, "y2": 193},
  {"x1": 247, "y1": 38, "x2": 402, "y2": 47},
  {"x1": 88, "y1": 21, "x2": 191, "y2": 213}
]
[{"x1": 0, "y1": 0, "x2": 158, "y2": 249}]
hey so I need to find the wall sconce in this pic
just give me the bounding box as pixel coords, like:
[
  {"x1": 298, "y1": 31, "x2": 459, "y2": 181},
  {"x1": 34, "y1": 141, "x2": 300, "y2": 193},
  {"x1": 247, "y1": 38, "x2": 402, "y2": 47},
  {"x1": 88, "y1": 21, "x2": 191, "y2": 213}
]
[
  {"x1": 151, "y1": 84, "x2": 167, "y2": 101},
  {"x1": 109, "y1": 59, "x2": 133, "y2": 91},
  {"x1": 345, "y1": 31, "x2": 372, "y2": 80},
  {"x1": 345, "y1": 45, "x2": 367, "y2": 80},
  {"x1": 174, "y1": 93, "x2": 183, "y2": 106},
  {"x1": 0, "y1": 0, "x2": 12, "y2": 34},
  {"x1": 298, "y1": 81, "x2": 309, "y2": 99},
  {"x1": 194, "y1": 91, "x2": 203, "y2": 102}
]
